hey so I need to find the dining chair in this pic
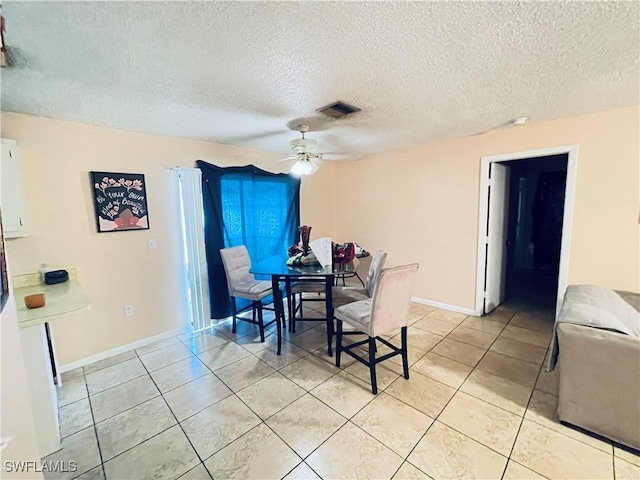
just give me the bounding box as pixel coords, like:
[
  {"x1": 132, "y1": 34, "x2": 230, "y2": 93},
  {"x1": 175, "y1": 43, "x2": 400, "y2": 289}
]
[
  {"x1": 334, "y1": 262, "x2": 419, "y2": 394},
  {"x1": 320, "y1": 250, "x2": 387, "y2": 350},
  {"x1": 331, "y1": 249, "x2": 387, "y2": 308},
  {"x1": 288, "y1": 250, "x2": 387, "y2": 336},
  {"x1": 288, "y1": 278, "x2": 326, "y2": 332},
  {"x1": 220, "y1": 245, "x2": 275, "y2": 342}
]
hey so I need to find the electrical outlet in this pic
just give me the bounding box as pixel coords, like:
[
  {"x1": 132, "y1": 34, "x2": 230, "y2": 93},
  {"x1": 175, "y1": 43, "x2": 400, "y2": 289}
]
[{"x1": 124, "y1": 305, "x2": 134, "y2": 317}]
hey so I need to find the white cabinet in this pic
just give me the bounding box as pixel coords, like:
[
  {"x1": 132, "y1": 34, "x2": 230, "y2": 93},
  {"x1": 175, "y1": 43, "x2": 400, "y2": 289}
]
[{"x1": 1, "y1": 139, "x2": 29, "y2": 238}]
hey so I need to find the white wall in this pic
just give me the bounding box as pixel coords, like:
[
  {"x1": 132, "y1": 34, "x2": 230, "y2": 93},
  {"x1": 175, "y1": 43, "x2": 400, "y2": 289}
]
[
  {"x1": 0, "y1": 112, "x2": 337, "y2": 365},
  {"x1": 0, "y1": 276, "x2": 43, "y2": 479},
  {"x1": 335, "y1": 106, "x2": 640, "y2": 309}
]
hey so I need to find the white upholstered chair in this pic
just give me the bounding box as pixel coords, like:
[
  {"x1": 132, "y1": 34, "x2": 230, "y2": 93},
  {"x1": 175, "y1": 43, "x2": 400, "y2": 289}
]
[
  {"x1": 289, "y1": 250, "x2": 387, "y2": 343},
  {"x1": 288, "y1": 279, "x2": 326, "y2": 332},
  {"x1": 325, "y1": 250, "x2": 388, "y2": 349},
  {"x1": 335, "y1": 262, "x2": 419, "y2": 394},
  {"x1": 220, "y1": 245, "x2": 274, "y2": 342},
  {"x1": 331, "y1": 250, "x2": 387, "y2": 308}
]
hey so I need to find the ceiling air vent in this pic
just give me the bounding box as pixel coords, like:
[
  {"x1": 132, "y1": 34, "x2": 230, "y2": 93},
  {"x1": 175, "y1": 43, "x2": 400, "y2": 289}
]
[{"x1": 316, "y1": 101, "x2": 361, "y2": 118}]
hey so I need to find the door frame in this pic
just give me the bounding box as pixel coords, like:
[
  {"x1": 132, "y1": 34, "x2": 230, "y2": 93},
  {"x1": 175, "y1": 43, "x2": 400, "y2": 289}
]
[{"x1": 475, "y1": 145, "x2": 579, "y2": 317}]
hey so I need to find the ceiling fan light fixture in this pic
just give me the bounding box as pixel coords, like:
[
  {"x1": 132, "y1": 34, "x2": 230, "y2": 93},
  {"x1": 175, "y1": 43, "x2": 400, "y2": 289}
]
[
  {"x1": 290, "y1": 137, "x2": 317, "y2": 153},
  {"x1": 288, "y1": 124, "x2": 321, "y2": 175},
  {"x1": 291, "y1": 158, "x2": 319, "y2": 176}
]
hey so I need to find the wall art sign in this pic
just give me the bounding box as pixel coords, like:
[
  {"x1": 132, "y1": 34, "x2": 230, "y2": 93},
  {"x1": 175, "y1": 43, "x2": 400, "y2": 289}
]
[{"x1": 90, "y1": 171, "x2": 150, "y2": 232}]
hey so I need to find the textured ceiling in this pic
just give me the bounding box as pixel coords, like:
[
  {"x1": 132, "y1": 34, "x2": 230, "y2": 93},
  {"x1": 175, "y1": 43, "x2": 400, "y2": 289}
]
[{"x1": 1, "y1": 1, "x2": 638, "y2": 162}]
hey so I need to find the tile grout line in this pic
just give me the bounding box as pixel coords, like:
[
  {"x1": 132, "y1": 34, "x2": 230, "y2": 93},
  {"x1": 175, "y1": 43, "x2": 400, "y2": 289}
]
[
  {"x1": 94, "y1": 346, "x2": 187, "y2": 477},
  {"x1": 185, "y1": 339, "x2": 331, "y2": 478},
  {"x1": 90, "y1": 341, "x2": 211, "y2": 478},
  {"x1": 171, "y1": 323, "x2": 339, "y2": 478},
  {"x1": 70, "y1": 374, "x2": 104, "y2": 480},
  {"x1": 389, "y1": 310, "x2": 519, "y2": 478},
  {"x1": 57, "y1": 301, "x2": 618, "y2": 480},
  {"x1": 498, "y1": 342, "x2": 558, "y2": 480},
  {"x1": 146, "y1": 353, "x2": 216, "y2": 480},
  {"x1": 61, "y1": 319, "x2": 402, "y2": 480}
]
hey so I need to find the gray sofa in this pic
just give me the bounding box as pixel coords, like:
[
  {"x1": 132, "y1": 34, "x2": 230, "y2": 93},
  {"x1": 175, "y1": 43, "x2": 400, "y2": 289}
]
[{"x1": 548, "y1": 284, "x2": 640, "y2": 451}]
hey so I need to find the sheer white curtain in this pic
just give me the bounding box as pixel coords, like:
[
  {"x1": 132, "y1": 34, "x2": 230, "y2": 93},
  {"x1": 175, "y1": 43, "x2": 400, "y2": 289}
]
[{"x1": 170, "y1": 167, "x2": 210, "y2": 331}]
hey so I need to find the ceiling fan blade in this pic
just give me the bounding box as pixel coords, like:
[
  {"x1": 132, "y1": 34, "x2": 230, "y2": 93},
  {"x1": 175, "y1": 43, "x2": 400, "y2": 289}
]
[
  {"x1": 222, "y1": 129, "x2": 287, "y2": 143},
  {"x1": 277, "y1": 154, "x2": 299, "y2": 163},
  {"x1": 468, "y1": 120, "x2": 517, "y2": 137},
  {"x1": 320, "y1": 153, "x2": 350, "y2": 161}
]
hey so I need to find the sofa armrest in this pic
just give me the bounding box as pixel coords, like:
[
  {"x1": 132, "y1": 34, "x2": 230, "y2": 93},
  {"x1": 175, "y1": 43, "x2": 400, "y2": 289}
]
[{"x1": 557, "y1": 323, "x2": 640, "y2": 450}]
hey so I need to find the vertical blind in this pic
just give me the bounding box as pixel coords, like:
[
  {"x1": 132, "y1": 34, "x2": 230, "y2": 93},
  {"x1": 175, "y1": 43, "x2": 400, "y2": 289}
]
[{"x1": 171, "y1": 167, "x2": 210, "y2": 330}]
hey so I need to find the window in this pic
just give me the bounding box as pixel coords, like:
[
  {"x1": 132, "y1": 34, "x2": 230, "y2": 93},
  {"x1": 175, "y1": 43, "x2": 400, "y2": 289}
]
[
  {"x1": 221, "y1": 174, "x2": 297, "y2": 263},
  {"x1": 197, "y1": 161, "x2": 300, "y2": 319}
]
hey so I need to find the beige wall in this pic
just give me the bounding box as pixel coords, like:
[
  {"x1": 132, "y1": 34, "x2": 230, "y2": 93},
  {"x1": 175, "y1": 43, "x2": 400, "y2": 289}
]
[
  {"x1": 335, "y1": 106, "x2": 640, "y2": 309},
  {"x1": 2, "y1": 107, "x2": 638, "y2": 364},
  {"x1": 1, "y1": 113, "x2": 336, "y2": 364}
]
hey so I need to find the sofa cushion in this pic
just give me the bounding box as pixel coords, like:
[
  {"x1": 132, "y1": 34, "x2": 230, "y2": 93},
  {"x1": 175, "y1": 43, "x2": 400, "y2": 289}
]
[
  {"x1": 547, "y1": 284, "x2": 640, "y2": 371},
  {"x1": 615, "y1": 290, "x2": 640, "y2": 313},
  {"x1": 560, "y1": 285, "x2": 640, "y2": 336}
]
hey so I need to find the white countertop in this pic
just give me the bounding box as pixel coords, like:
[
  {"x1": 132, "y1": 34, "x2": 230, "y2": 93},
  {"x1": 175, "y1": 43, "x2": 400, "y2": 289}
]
[{"x1": 12, "y1": 268, "x2": 90, "y2": 327}]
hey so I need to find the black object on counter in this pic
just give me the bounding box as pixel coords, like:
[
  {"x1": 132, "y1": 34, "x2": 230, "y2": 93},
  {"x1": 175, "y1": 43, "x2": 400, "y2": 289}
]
[{"x1": 44, "y1": 270, "x2": 69, "y2": 285}]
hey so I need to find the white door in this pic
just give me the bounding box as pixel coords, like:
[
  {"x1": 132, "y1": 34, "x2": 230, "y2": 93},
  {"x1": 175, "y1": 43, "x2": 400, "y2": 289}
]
[{"x1": 484, "y1": 163, "x2": 510, "y2": 313}]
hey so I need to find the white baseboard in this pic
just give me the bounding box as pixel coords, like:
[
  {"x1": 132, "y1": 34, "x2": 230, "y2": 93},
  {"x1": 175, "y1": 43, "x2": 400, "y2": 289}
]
[
  {"x1": 60, "y1": 298, "x2": 479, "y2": 373},
  {"x1": 411, "y1": 296, "x2": 482, "y2": 317},
  {"x1": 59, "y1": 325, "x2": 193, "y2": 373}
]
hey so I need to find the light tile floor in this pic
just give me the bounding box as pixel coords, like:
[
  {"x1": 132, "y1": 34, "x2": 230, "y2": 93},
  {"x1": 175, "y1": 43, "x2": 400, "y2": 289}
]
[{"x1": 46, "y1": 293, "x2": 640, "y2": 479}]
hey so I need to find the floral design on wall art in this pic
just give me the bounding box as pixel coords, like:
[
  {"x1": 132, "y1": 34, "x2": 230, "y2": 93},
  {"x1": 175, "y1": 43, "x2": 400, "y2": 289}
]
[{"x1": 90, "y1": 171, "x2": 150, "y2": 232}]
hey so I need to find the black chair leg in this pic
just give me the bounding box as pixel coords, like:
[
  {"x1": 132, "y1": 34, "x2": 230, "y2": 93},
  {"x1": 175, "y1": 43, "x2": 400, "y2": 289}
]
[
  {"x1": 335, "y1": 320, "x2": 343, "y2": 367},
  {"x1": 326, "y1": 318, "x2": 334, "y2": 358},
  {"x1": 292, "y1": 293, "x2": 298, "y2": 333},
  {"x1": 256, "y1": 301, "x2": 265, "y2": 343},
  {"x1": 287, "y1": 291, "x2": 293, "y2": 332},
  {"x1": 231, "y1": 298, "x2": 237, "y2": 333},
  {"x1": 369, "y1": 337, "x2": 378, "y2": 394},
  {"x1": 401, "y1": 326, "x2": 410, "y2": 379}
]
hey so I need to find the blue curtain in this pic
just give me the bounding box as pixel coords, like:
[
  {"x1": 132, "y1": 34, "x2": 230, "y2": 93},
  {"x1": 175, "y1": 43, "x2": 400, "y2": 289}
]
[{"x1": 196, "y1": 161, "x2": 301, "y2": 319}]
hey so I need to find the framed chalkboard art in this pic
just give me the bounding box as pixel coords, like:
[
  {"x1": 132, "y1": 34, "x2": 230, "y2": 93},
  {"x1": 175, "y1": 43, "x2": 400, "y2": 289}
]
[{"x1": 90, "y1": 172, "x2": 150, "y2": 233}]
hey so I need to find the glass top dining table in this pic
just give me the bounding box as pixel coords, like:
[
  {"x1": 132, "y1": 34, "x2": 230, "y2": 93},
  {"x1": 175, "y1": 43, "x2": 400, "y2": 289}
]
[{"x1": 250, "y1": 255, "x2": 359, "y2": 356}]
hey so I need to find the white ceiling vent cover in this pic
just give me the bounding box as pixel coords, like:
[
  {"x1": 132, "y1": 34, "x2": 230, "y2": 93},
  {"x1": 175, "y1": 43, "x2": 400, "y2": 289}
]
[{"x1": 317, "y1": 101, "x2": 361, "y2": 118}]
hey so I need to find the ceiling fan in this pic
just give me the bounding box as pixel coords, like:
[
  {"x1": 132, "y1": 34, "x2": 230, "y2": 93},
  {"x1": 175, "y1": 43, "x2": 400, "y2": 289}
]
[{"x1": 282, "y1": 124, "x2": 323, "y2": 176}]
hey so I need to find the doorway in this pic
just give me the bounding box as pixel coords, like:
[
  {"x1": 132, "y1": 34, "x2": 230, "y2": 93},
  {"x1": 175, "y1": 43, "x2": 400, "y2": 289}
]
[
  {"x1": 505, "y1": 155, "x2": 568, "y2": 311},
  {"x1": 475, "y1": 146, "x2": 578, "y2": 317}
]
